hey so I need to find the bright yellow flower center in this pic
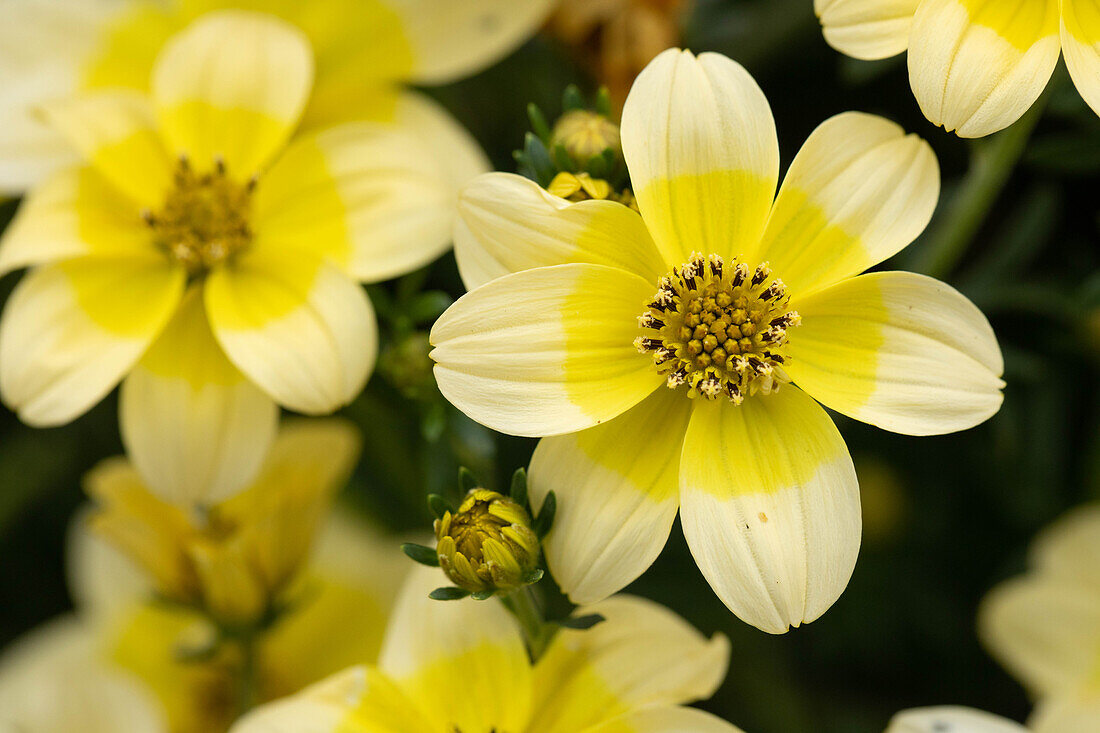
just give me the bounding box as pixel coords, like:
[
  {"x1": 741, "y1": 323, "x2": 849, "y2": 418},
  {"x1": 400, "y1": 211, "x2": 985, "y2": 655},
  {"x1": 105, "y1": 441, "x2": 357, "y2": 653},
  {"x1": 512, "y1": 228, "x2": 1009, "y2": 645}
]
[
  {"x1": 435, "y1": 489, "x2": 540, "y2": 594},
  {"x1": 635, "y1": 252, "x2": 801, "y2": 404},
  {"x1": 144, "y1": 157, "x2": 255, "y2": 275}
]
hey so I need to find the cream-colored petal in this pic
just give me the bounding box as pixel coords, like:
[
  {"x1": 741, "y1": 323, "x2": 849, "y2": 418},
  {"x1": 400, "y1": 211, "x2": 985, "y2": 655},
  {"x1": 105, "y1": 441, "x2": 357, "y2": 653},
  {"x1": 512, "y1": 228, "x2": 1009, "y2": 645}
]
[
  {"x1": 152, "y1": 10, "x2": 313, "y2": 176},
  {"x1": 1062, "y1": 0, "x2": 1100, "y2": 119},
  {"x1": 378, "y1": 566, "x2": 532, "y2": 732},
  {"x1": 1029, "y1": 504, "x2": 1100, "y2": 590},
  {"x1": 0, "y1": 167, "x2": 155, "y2": 277},
  {"x1": 886, "y1": 707, "x2": 1026, "y2": 733},
  {"x1": 119, "y1": 288, "x2": 277, "y2": 506},
  {"x1": 430, "y1": 263, "x2": 662, "y2": 437},
  {"x1": 582, "y1": 707, "x2": 746, "y2": 733},
  {"x1": 908, "y1": 0, "x2": 1061, "y2": 137},
  {"x1": 758, "y1": 112, "x2": 939, "y2": 294},
  {"x1": 530, "y1": 595, "x2": 729, "y2": 733},
  {"x1": 455, "y1": 172, "x2": 666, "y2": 291},
  {"x1": 205, "y1": 253, "x2": 377, "y2": 415},
  {"x1": 979, "y1": 576, "x2": 1100, "y2": 697},
  {"x1": 39, "y1": 90, "x2": 172, "y2": 208},
  {"x1": 0, "y1": 617, "x2": 165, "y2": 733},
  {"x1": 815, "y1": 0, "x2": 920, "y2": 60},
  {"x1": 254, "y1": 120, "x2": 455, "y2": 284},
  {"x1": 786, "y1": 271, "x2": 1004, "y2": 436},
  {"x1": 1031, "y1": 696, "x2": 1100, "y2": 733},
  {"x1": 392, "y1": 91, "x2": 490, "y2": 192},
  {"x1": 528, "y1": 389, "x2": 689, "y2": 605},
  {"x1": 0, "y1": 257, "x2": 185, "y2": 426},
  {"x1": 387, "y1": 0, "x2": 556, "y2": 85},
  {"x1": 621, "y1": 48, "x2": 779, "y2": 268},
  {"x1": 679, "y1": 388, "x2": 861, "y2": 634},
  {"x1": 65, "y1": 507, "x2": 151, "y2": 627}
]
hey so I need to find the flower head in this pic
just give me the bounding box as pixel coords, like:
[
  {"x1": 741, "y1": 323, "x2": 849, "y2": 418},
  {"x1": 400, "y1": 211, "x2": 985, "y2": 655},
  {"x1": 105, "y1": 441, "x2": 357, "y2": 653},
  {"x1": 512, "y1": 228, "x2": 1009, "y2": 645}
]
[
  {"x1": 229, "y1": 566, "x2": 737, "y2": 733},
  {"x1": 435, "y1": 489, "x2": 541, "y2": 594},
  {"x1": 815, "y1": 0, "x2": 1100, "y2": 137},
  {"x1": 434, "y1": 49, "x2": 1005, "y2": 633}
]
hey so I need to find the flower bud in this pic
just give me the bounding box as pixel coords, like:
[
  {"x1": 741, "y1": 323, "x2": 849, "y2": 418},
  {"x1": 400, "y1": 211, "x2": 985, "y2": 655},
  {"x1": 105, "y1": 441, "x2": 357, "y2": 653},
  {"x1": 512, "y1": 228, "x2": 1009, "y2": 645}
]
[
  {"x1": 551, "y1": 109, "x2": 622, "y2": 163},
  {"x1": 435, "y1": 489, "x2": 540, "y2": 594}
]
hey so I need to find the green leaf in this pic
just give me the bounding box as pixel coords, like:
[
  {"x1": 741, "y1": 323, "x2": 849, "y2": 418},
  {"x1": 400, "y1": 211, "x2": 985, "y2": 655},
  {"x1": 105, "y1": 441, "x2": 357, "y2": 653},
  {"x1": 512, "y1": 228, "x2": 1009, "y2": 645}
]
[
  {"x1": 510, "y1": 467, "x2": 528, "y2": 507},
  {"x1": 429, "y1": 587, "x2": 471, "y2": 601},
  {"x1": 471, "y1": 590, "x2": 496, "y2": 601},
  {"x1": 522, "y1": 568, "x2": 544, "y2": 584},
  {"x1": 527, "y1": 102, "x2": 552, "y2": 142},
  {"x1": 552, "y1": 142, "x2": 575, "y2": 173},
  {"x1": 523, "y1": 132, "x2": 556, "y2": 185},
  {"x1": 533, "y1": 491, "x2": 556, "y2": 538},
  {"x1": 562, "y1": 84, "x2": 585, "y2": 111},
  {"x1": 458, "y1": 467, "x2": 479, "y2": 494},
  {"x1": 557, "y1": 613, "x2": 605, "y2": 630},
  {"x1": 402, "y1": 542, "x2": 440, "y2": 567},
  {"x1": 427, "y1": 493, "x2": 451, "y2": 519}
]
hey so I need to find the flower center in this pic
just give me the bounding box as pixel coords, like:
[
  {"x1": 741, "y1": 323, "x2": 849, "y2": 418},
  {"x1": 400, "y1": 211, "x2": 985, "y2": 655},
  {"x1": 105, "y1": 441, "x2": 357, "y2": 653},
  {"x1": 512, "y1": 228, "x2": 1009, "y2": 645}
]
[
  {"x1": 435, "y1": 489, "x2": 539, "y2": 594},
  {"x1": 144, "y1": 156, "x2": 255, "y2": 276},
  {"x1": 634, "y1": 252, "x2": 800, "y2": 404}
]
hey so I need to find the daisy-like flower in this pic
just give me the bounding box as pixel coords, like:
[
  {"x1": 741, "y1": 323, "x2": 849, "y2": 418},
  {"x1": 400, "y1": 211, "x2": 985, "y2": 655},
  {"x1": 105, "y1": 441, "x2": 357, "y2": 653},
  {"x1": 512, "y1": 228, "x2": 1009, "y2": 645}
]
[
  {"x1": 980, "y1": 504, "x2": 1100, "y2": 733},
  {"x1": 0, "y1": 421, "x2": 412, "y2": 733},
  {"x1": 432, "y1": 48, "x2": 1005, "y2": 633},
  {"x1": 229, "y1": 566, "x2": 736, "y2": 733},
  {"x1": 0, "y1": 9, "x2": 499, "y2": 505},
  {"x1": 0, "y1": 0, "x2": 554, "y2": 194},
  {"x1": 814, "y1": 0, "x2": 1100, "y2": 137}
]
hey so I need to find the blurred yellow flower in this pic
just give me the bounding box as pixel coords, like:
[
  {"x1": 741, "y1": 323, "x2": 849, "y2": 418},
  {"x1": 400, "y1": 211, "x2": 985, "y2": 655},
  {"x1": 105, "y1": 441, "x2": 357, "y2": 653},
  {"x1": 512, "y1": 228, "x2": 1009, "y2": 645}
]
[
  {"x1": 0, "y1": 4, "x2": 548, "y2": 505},
  {"x1": 980, "y1": 504, "x2": 1100, "y2": 732},
  {"x1": 815, "y1": 0, "x2": 1100, "y2": 137},
  {"x1": 231, "y1": 566, "x2": 737, "y2": 733},
  {"x1": 434, "y1": 48, "x2": 1005, "y2": 633},
  {"x1": 0, "y1": 423, "x2": 410, "y2": 733},
  {"x1": 0, "y1": 0, "x2": 555, "y2": 194}
]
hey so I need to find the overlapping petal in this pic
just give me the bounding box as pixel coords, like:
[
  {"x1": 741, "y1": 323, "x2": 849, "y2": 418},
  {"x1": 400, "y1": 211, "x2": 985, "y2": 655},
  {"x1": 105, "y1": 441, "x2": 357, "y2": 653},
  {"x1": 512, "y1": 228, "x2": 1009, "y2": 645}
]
[
  {"x1": 621, "y1": 48, "x2": 779, "y2": 268},
  {"x1": 254, "y1": 120, "x2": 456, "y2": 283},
  {"x1": 584, "y1": 708, "x2": 745, "y2": 733},
  {"x1": 1031, "y1": 696, "x2": 1100, "y2": 733},
  {"x1": 528, "y1": 389, "x2": 690, "y2": 605},
  {"x1": 758, "y1": 112, "x2": 939, "y2": 295},
  {"x1": 1062, "y1": 0, "x2": 1100, "y2": 118},
  {"x1": 679, "y1": 388, "x2": 861, "y2": 634},
  {"x1": 430, "y1": 263, "x2": 662, "y2": 437},
  {"x1": 1029, "y1": 505, "x2": 1100, "y2": 588},
  {"x1": 119, "y1": 288, "x2": 277, "y2": 506},
  {"x1": 455, "y1": 172, "x2": 666, "y2": 291},
  {"x1": 0, "y1": 257, "x2": 185, "y2": 426},
  {"x1": 815, "y1": 0, "x2": 920, "y2": 60},
  {"x1": 152, "y1": 10, "x2": 313, "y2": 175},
  {"x1": 908, "y1": 0, "x2": 1061, "y2": 137},
  {"x1": 204, "y1": 252, "x2": 377, "y2": 415},
  {"x1": 786, "y1": 271, "x2": 1004, "y2": 436}
]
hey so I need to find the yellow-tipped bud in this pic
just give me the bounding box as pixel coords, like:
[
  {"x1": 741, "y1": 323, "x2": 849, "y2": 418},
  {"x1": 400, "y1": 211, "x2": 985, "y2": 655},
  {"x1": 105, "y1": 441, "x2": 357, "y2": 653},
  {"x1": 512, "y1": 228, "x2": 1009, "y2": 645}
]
[
  {"x1": 435, "y1": 489, "x2": 540, "y2": 594},
  {"x1": 551, "y1": 109, "x2": 622, "y2": 162}
]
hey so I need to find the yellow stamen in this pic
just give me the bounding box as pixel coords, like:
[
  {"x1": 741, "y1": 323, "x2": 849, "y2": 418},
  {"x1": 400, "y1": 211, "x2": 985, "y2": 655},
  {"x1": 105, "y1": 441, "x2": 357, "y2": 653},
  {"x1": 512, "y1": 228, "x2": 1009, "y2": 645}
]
[{"x1": 634, "y1": 252, "x2": 801, "y2": 403}]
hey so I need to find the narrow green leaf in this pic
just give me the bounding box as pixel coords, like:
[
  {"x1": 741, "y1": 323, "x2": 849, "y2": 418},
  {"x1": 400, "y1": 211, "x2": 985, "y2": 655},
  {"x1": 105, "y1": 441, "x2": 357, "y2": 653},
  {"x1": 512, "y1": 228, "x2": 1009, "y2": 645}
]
[
  {"x1": 428, "y1": 493, "x2": 450, "y2": 519},
  {"x1": 523, "y1": 132, "x2": 556, "y2": 185},
  {"x1": 522, "y1": 568, "x2": 544, "y2": 585},
  {"x1": 533, "y1": 491, "x2": 557, "y2": 538},
  {"x1": 557, "y1": 613, "x2": 605, "y2": 630},
  {"x1": 471, "y1": 590, "x2": 496, "y2": 601},
  {"x1": 429, "y1": 587, "x2": 471, "y2": 601},
  {"x1": 459, "y1": 467, "x2": 479, "y2": 494},
  {"x1": 552, "y1": 142, "x2": 575, "y2": 173},
  {"x1": 527, "y1": 102, "x2": 552, "y2": 142},
  {"x1": 510, "y1": 467, "x2": 528, "y2": 507},
  {"x1": 562, "y1": 84, "x2": 585, "y2": 111},
  {"x1": 401, "y1": 543, "x2": 440, "y2": 567}
]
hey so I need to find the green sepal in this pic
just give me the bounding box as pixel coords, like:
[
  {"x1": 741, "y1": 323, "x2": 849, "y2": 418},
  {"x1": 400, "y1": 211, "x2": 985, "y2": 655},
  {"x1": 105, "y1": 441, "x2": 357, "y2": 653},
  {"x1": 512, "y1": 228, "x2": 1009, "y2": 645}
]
[
  {"x1": 458, "y1": 467, "x2": 479, "y2": 494},
  {"x1": 532, "y1": 491, "x2": 557, "y2": 539},
  {"x1": 527, "y1": 102, "x2": 552, "y2": 143},
  {"x1": 522, "y1": 568, "x2": 544, "y2": 585},
  {"x1": 401, "y1": 542, "x2": 440, "y2": 567},
  {"x1": 427, "y1": 493, "x2": 451, "y2": 520},
  {"x1": 557, "y1": 613, "x2": 605, "y2": 631},
  {"x1": 584, "y1": 153, "x2": 610, "y2": 180},
  {"x1": 523, "y1": 132, "x2": 556, "y2": 185},
  {"x1": 562, "y1": 84, "x2": 585, "y2": 111},
  {"x1": 471, "y1": 590, "x2": 496, "y2": 601},
  {"x1": 595, "y1": 86, "x2": 612, "y2": 116},
  {"x1": 551, "y1": 142, "x2": 575, "y2": 173},
  {"x1": 429, "y1": 587, "x2": 471, "y2": 601},
  {"x1": 510, "y1": 467, "x2": 528, "y2": 507}
]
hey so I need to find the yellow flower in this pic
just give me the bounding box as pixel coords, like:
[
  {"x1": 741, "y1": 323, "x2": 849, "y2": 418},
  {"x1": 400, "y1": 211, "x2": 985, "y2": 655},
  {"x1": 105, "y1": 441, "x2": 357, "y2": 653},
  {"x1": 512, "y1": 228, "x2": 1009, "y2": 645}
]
[
  {"x1": 979, "y1": 504, "x2": 1100, "y2": 733},
  {"x1": 0, "y1": 0, "x2": 555, "y2": 194},
  {"x1": 815, "y1": 0, "x2": 1100, "y2": 137},
  {"x1": 885, "y1": 707, "x2": 1026, "y2": 732},
  {"x1": 433, "y1": 48, "x2": 1005, "y2": 633},
  {"x1": 0, "y1": 6, "x2": 527, "y2": 505},
  {"x1": 230, "y1": 566, "x2": 736, "y2": 733},
  {"x1": 0, "y1": 424, "x2": 410, "y2": 733}
]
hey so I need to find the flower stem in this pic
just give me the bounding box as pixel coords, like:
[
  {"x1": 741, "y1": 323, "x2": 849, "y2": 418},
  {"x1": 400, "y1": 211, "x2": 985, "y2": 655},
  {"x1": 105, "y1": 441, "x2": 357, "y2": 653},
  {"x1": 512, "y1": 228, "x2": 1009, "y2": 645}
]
[
  {"x1": 235, "y1": 630, "x2": 259, "y2": 718},
  {"x1": 502, "y1": 586, "x2": 556, "y2": 661},
  {"x1": 911, "y1": 97, "x2": 1047, "y2": 281}
]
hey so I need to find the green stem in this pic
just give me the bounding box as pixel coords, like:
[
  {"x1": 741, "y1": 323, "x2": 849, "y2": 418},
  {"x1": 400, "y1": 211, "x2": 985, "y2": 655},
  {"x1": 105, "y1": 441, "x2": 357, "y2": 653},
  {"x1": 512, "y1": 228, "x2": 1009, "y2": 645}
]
[
  {"x1": 503, "y1": 587, "x2": 556, "y2": 661},
  {"x1": 912, "y1": 97, "x2": 1047, "y2": 281},
  {"x1": 235, "y1": 630, "x2": 259, "y2": 718}
]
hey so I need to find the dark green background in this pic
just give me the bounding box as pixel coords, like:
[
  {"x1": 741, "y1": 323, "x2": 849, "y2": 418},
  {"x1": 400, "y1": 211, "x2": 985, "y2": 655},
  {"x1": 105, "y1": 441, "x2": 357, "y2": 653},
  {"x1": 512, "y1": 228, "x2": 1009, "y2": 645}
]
[{"x1": 1, "y1": 1, "x2": 1098, "y2": 731}]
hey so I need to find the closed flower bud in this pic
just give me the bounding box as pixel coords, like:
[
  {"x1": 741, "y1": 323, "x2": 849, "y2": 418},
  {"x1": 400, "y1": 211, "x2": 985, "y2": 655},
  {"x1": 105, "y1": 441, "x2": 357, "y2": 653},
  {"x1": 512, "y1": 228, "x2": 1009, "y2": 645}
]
[
  {"x1": 551, "y1": 109, "x2": 622, "y2": 163},
  {"x1": 435, "y1": 489, "x2": 540, "y2": 594}
]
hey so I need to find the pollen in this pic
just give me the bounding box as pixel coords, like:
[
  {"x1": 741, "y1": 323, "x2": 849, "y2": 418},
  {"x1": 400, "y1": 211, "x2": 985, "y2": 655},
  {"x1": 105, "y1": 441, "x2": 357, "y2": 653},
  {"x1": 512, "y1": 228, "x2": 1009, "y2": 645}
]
[
  {"x1": 634, "y1": 252, "x2": 801, "y2": 404},
  {"x1": 144, "y1": 156, "x2": 255, "y2": 276}
]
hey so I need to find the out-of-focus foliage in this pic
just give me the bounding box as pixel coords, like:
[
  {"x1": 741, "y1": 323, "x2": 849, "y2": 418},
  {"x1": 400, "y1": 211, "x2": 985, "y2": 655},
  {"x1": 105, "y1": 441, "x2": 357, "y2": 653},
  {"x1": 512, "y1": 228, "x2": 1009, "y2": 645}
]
[{"x1": 0, "y1": 1, "x2": 1096, "y2": 732}]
